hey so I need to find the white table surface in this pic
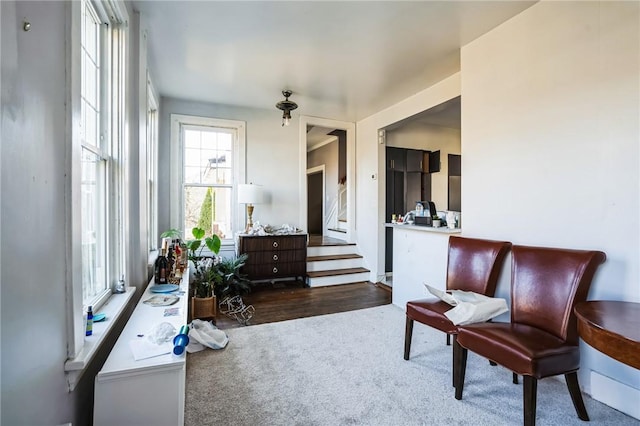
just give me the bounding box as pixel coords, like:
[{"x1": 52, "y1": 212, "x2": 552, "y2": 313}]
[{"x1": 98, "y1": 273, "x2": 189, "y2": 379}]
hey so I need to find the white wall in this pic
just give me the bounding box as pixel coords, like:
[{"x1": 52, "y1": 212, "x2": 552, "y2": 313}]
[
  {"x1": 1, "y1": 2, "x2": 148, "y2": 424},
  {"x1": 158, "y1": 98, "x2": 302, "y2": 237},
  {"x1": 356, "y1": 73, "x2": 461, "y2": 282},
  {"x1": 1, "y1": 2, "x2": 72, "y2": 424},
  {"x1": 461, "y1": 0, "x2": 639, "y2": 416},
  {"x1": 385, "y1": 122, "x2": 461, "y2": 210}
]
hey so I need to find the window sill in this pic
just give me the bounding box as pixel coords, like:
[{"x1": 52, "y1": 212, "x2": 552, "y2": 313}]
[
  {"x1": 148, "y1": 249, "x2": 159, "y2": 267},
  {"x1": 64, "y1": 287, "x2": 136, "y2": 391}
]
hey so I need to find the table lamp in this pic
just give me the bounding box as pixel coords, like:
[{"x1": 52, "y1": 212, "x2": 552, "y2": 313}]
[{"x1": 238, "y1": 183, "x2": 264, "y2": 232}]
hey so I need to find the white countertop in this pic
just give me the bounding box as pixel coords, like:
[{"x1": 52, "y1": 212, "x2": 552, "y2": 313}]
[
  {"x1": 385, "y1": 223, "x2": 462, "y2": 234},
  {"x1": 97, "y1": 273, "x2": 189, "y2": 379}
]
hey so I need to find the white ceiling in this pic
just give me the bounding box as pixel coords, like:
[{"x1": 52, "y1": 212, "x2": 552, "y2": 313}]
[{"x1": 133, "y1": 1, "x2": 535, "y2": 122}]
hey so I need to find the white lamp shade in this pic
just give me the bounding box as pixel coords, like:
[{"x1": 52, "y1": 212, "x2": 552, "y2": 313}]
[{"x1": 237, "y1": 183, "x2": 264, "y2": 204}]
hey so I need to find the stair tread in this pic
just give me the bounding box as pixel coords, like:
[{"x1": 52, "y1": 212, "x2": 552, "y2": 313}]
[
  {"x1": 307, "y1": 254, "x2": 362, "y2": 262},
  {"x1": 327, "y1": 228, "x2": 347, "y2": 233},
  {"x1": 308, "y1": 241, "x2": 355, "y2": 247},
  {"x1": 307, "y1": 267, "x2": 370, "y2": 278}
]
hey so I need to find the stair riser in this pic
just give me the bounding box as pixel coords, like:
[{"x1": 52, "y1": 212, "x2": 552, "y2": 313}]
[
  {"x1": 307, "y1": 272, "x2": 370, "y2": 287},
  {"x1": 307, "y1": 245, "x2": 356, "y2": 257},
  {"x1": 307, "y1": 258, "x2": 362, "y2": 272},
  {"x1": 326, "y1": 229, "x2": 347, "y2": 240}
]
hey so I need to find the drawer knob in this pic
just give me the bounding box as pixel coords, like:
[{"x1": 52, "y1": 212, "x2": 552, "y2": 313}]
[
  {"x1": 272, "y1": 267, "x2": 278, "y2": 274},
  {"x1": 273, "y1": 241, "x2": 278, "y2": 248},
  {"x1": 273, "y1": 254, "x2": 278, "y2": 261}
]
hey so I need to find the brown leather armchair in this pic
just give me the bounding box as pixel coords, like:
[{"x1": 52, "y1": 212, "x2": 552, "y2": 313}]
[
  {"x1": 404, "y1": 236, "x2": 511, "y2": 369},
  {"x1": 453, "y1": 245, "x2": 606, "y2": 426}
]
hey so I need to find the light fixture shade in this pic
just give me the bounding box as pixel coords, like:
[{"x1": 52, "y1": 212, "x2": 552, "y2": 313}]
[
  {"x1": 276, "y1": 90, "x2": 298, "y2": 126},
  {"x1": 237, "y1": 183, "x2": 264, "y2": 204}
]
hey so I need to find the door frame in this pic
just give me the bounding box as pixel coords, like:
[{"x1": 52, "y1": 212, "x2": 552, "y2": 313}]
[{"x1": 299, "y1": 116, "x2": 356, "y2": 242}]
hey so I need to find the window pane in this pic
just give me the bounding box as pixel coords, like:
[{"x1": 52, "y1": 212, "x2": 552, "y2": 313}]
[
  {"x1": 85, "y1": 59, "x2": 98, "y2": 108},
  {"x1": 217, "y1": 133, "x2": 232, "y2": 150},
  {"x1": 216, "y1": 167, "x2": 232, "y2": 184},
  {"x1": 184, "y1": 147, "x2": 201, "y2": 168},
  {"x1": 83, "y1": 2, "x2": 99, "y2": 62},
  {"x1": 184, "y1": 130, "x2": 235, "y2": 186},
  {"x1": 83, "y1": 100, "x2": 98, "y2": 147},
  {"x1": 81, "y1": 148, "x2": 107, "y2": 304},
  {"x1": 184, "y1": 186, "x2": 231, "y2": 240},
  {"x1": 184, "y1": 129, "x2": 201, "y2": 149}
]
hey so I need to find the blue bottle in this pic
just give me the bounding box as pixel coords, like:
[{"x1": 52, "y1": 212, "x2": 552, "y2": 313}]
[
  {"x1": 173, "y1": 325, "x2": 190, "y2": 355},
  {"x1": 86, "y1": 306, "x2": 93, "y2": 336}
]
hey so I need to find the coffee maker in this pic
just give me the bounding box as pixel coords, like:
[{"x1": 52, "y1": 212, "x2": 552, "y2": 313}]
[{"x1": 406, "y1": 201, "x2": 437, "y2": 226}]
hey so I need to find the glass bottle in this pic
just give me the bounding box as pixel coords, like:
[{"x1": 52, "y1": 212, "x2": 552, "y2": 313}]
[
  {"x1": 154, "y1": 246, "x2": 169, "y2": 284},
  {"x1": 167, "y1": 246, "x2": 175, "y2": 278},
  {"x1": 114, "y1": 275, "x2": 126, "y2": 293}
]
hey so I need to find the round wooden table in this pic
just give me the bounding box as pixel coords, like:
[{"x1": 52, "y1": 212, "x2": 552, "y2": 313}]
[{"x1": 574, "y1": 301, "x2": 640, "y2": 369}]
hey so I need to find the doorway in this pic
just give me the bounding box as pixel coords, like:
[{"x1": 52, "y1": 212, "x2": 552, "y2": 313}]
[
  {"x1": 307, "y1": 167, "x2": 324, "y2": 236},
  {"x1": 299, "y1": 116, "x2": 356, "y2": 242}
]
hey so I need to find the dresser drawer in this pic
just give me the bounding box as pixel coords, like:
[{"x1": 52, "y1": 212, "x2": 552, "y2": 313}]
[
  {"x1": 238, "y1": 234, "x2": 307, "y2": 282},
  {"x1": 249, "y1": 262, "x2": 306, "y2": 279},
  {"x1": 240, "y1": 235, "x2": 307, "y2": 252},
  {"x1": 246, "y1": 250, "x2": 306, "y2": 264}
]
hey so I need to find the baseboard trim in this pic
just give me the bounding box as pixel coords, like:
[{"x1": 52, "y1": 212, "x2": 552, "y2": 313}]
[{"x1": 591, "y1": 371, "x2": 640, "y2": 420}]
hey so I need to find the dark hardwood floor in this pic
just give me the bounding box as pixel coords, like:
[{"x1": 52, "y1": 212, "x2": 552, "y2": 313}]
[{"x1": 213, "y1": 281, "x2": 392, "y2": 329}]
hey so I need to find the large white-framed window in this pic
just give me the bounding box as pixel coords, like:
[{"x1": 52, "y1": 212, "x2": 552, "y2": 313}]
[
  {"x1": 170, "y1": 115, "x2": 246, "y2": 246},
  {"x1": 66, "y1": 0, "x2": 128, "y2": 376}
]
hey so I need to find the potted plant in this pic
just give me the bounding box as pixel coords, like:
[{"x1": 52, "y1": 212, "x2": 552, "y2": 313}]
[
  {"x1": 216, "y1": 253, "x2": 256, "y2": 324},
  {"x1": 191, "y1": 256, "x2": 222, "y2": 319},
  {"x1": 163, "y1": 227, "x2": 222, "y2": 320},
  {"x1": 215, "y1": 253, "x2": 252, "y2": 299}
]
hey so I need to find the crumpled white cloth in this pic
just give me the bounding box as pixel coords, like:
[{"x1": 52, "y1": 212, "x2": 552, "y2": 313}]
[
  {"x1": 424, "y1": 283, "x2": 508, "y2": 326},
  {"x1": 186, "y1": 319, "x2": 229, "y2": 353}
]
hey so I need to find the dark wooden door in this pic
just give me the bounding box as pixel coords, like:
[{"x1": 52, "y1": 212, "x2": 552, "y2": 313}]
[{"x1": 307, "y1": 171, "x2": 323, "y2": 235}]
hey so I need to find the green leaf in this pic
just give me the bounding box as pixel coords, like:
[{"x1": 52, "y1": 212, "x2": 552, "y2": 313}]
[
  {"x1": 160, "y1": 228, "x2": 182, "y2": 239},
  {"x1": 192, "y1": 227, "x2": 205, "y2": 239},
  {"x1": 187, "y1": 240, "x2": 202, "y2": 252},
  {"x1": 205, "y1": 235, "x2": 222, "y2": 255}
]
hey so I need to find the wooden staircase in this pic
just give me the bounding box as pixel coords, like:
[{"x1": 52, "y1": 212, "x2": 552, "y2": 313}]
[{"x1": 306, "y1": 237, "x2": 370, "y2": 287}]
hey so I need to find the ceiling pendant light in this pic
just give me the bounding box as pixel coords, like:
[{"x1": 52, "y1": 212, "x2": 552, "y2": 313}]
[{"x1": 275, "y1": 90, "x2": 298, "y2": 127}]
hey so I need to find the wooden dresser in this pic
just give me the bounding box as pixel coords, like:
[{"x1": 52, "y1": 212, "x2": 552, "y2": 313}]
[{"x1": 238, "y1": 233, "x2": 307, "y2": 282}]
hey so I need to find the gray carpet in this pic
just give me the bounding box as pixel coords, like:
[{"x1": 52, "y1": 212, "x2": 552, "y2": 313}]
[{"x1": 185, "y1": 304, "x2": 638, "y2": 425}]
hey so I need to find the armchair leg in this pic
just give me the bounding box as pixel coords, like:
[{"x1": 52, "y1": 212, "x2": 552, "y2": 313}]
[
  {"x1": 453, "y1": 340, "x2": 467, "y2": 400},
  {"x1": 523, "y1": 376, "x2": 538, "y2": 426},
  {"x1": 446, "y1": 334, "x2": 451, "y2": 346},
  {"x1": 450, "y1": 335, "x2": 457, "y2": 387},
  {"x1": 565, "y1": 372, "x2": 589, "y2": 421},
  {"x1": 404, "y1": 316, "x2": 414, "y2": 360},
  {"x1": 513, "y1": 373, "x2": 519, "y2": 384}
]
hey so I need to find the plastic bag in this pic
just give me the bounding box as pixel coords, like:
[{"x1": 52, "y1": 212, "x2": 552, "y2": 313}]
[
  {"x1": 186, "y1": 319, "x2": 229, "y2": 353},
  {"x1": 147, "y1": 322, "x2": 177, "y2": 344}
]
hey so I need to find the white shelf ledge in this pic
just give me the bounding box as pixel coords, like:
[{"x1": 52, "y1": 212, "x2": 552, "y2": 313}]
[{"x1": 64, "y1": 287, "x2": 136, "y2": 391}]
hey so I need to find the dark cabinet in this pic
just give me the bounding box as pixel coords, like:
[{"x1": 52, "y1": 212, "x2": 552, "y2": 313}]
[
  {"x1": 385, "y1": 147, "x2": 435, "y2": 219},
  {"x1": 385, "y1": 146, "x2": 437, "y2": 272},
  {"x1": 238, "y1": 234, "x2": 307, "y2": 281},
  {"x1": 386, "y1": 147, "x2": 406, "y2": 171},
  {"x1": 386, "y1": 170, "x2": 405, "y2": 219},
  {"x1": 448, "y1": 154, "x2": 461, "y2": 211},
  {"x1": 406, "y1": 149, "x2": 424, "y2": 172},
  {"x1": 428, "y1": 150, "x2": 441, "y2": 173}
]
